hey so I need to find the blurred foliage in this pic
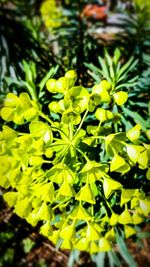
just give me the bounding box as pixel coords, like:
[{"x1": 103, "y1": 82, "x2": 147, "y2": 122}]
[
  {"x1": 0, "y1": 0, "x2": 59, "y2": 95},
  {"x1": 86, "y1": 48, "x2": 150, "y2": 132},
  {"x1": 40, "y1": 0, "x2": 107, "y2": 84},
  {"x1": 133, "y1": 0, "x2": 150, "y2": 11},
  {"x1": 22, "y1": 238, "x2": 35, "y2": 253}
]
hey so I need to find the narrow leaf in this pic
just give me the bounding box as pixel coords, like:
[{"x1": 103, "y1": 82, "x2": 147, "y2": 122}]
[
  {"x1": 39, "y1": 65, "x2": 59, "y2": 93},
  {"x1": 116, "y1": 230, "x2": 138, "y2": 267}
]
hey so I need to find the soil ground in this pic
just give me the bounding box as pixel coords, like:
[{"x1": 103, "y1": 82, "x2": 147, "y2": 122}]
[{"x1": 0, "y1": 198, "x2": 150, "y2": 267}]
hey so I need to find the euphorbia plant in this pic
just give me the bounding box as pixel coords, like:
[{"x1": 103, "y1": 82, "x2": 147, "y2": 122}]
[{"x1": 0, "y1": 67, "x2": 150, "y2": 259}]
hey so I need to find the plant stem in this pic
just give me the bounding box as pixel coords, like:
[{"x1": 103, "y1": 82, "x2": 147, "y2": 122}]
[
  {"x1": 69, "y1": 123, "x2": 73, "y2": 140},
  {"x1": 38, "y1": 111, "x2": 54, "y2": 125},
  {"x1": 84, "y1": 135, "x2": 105, "y2": 140},
  {"x1": 76, "y1": 147, "x2": 89, "y2": 162},
  {"x1": 73, "y1": 109, "x2": 88, "y2": 140},
  {"x1": 52, "y1": 198, "x2": 71, "y2": 211}
]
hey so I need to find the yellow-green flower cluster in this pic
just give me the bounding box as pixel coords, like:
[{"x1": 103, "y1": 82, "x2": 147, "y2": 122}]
[
  {"x1": 40, "y1": 0, "x2": 64, "y2": 29},
  {"x1": 0, "y1": 70, "x2": 150, "y2": 254}
]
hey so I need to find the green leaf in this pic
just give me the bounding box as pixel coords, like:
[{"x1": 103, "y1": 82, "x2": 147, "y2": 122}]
[
  {"x1": 116, "y1": 230, "x2": 138, "y2": 267},
  {"x1": 67, "y1": 250, "x2": 80, "y2": 267},
  {"x1": 126, "y1": 145, "x2": 144, "y2": 163},
  {"x1": 60, "y1": 223, "x2": 75, "y2": 239},
  {"x1": 92, "y1": 84, "x2": 110, "y2": 102},
  {"x1": 0, "y1": 156, "x2": 11, "y2": 174},
  {"x1": 34, "y1": 183, "x2": 55, "y2": 202},
  {"x1": 110, "y1": 154, "x2": 126, "y2": 172},
  {"x1": 4, "y1": 93, "x2": 18, "y2": 107},
  {"x1": 1, "y1": 107, "x2": 15, "y2": 121},
  {"x1": 40, "y1": 221, "x2": 52, "y2": 237},
  {"x1": 37, "y1": 203, "x2": 51, "y2": 221},
  {"x1": 120, "y1": 189, "x2": 136, "y2": 207},
  {"x1": 115, "y1": 82, "x2": 138, "y2": 89},
  {"x1": 116, "y1": 57, "x2": 135, "y2": 80},
  {"x1": 87, "y1": 222, "x2": 100, "y2": 241},
  {"x1": 92, "y1": 253, "x2": 106, "y2": 267},
  {"x1": 39, "y1": 65, "x2": 59, "y2": 94},
  {"x1": 103, "y1": 178, "x2": 122, "y2": 199},
  {"x1": 109, "y1": 212, "x2": 119, "y2": 226},
  {"x1": 74, "y1": 237, "x2": 89, "y2": 251},
  {"x1": 123, "y1": 108, "x2": 149, "y2": 130},
  {"x1": 58, "y1": 181, "x2": 75, "y2": 197},
  {"x1": 124, "y1": 225, "x2": 136, "y2": 238},
  {"x1": 113, "y1": 91, "x2": 128, "y2": 106},
  {"x1": 22, "y1": 60, "x2": 35, "y2": 83},
  {"x1": 76, "y1": 183, "x2": 95, "y2": 204},
  {"x1": 98, "y1": 237, "x2": 112, "y2": 252},
  {"x1": 118, "y1": 208, "x2": 132, "y2": 225},
  {"x1": 61, "y1": 108, "x2": 81, "y2": 125},
  {"x1": 70, "y1": 204, "x2": 91, "y2": 220},
  {"x1": 22, "y1": 238, "x2": 35, "y2": 253},
  {"x1": 107, "y1": 251, "x2": 121, "y2": 267},
  {"x1": 105, "y1": 49, "x2": 114, "y2": 80},
  {"x1": 3, "y1": 192, "x2": 18, "y2": 207},
  {"x1": 2, "y1": 125, "x2": 17, "y2": 142},
  {"x1": 14, "y1": 198, "x2": 32, "y2": 218},
  {"x1": 113, "y1": 48, "x2": 121, "y2": 65},
  {"x1": 126, "y1": 123, "x2": 141, "y2": 141},
  {"x1": 98, "y1": 56, "x2": 111, "y2": 82},
  {"x1": 0, "y1": 174, "x2": 10, "y2": 188},
  {"x1": 29, "y1": 121, "x2": 53, "y2": 144}
]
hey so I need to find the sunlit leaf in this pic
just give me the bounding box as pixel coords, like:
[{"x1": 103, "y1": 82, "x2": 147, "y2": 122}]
[
  {"x1": 76, "y1": 183, "x2": 95, "y2": 204},
  {"x1": 124, "y1": 225, "x2": 136, "y2": 238},
  {"x1": 3, "y1": 192, "x2": 18, "y2": 207},
  {"x1": 113, "y1": 91, "x2": 128, "y2": 106},
  {"x1": 126, "y1": 124, "x2": 141, "y2": 142},
  {"x1": 70, "y1": 204, "x2": 91, "y2": 220},
  {"x1": 98, "y1": 238, "x2": 112, "y2": 252},
  {"x1": 103, "y1": 177, "x2": 122, "y2": 199},
  {"x1": 14, "y1": 198, "x2": 32, "y2": 218},
  {"x1": 87, "y1": 222, "x2": 100, "y2": 241},
  {"x1": 118, "y1": 208, "x2": 132, "y2": 225}
]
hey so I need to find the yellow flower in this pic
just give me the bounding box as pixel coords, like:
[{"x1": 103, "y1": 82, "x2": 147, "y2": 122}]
[{"x1": 40, "y1": 0, "x2": 63, "y2": 29}]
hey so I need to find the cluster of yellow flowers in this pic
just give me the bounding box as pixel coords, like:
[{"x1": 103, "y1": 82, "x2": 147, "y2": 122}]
[{"x1": 40, "y1": 0, "x2": 63, "y2": 29}]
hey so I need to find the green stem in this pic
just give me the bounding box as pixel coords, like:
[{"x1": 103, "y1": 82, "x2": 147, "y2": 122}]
[
  {"x1": 76, "y1": 147, "x2": 90, "y2": 162},
  {"x1": 38, "y1": 111, "x2": 54, "y2": 125},
  {"x1": 50, "y1": 143, "x2": 68, "y2": 147},
  {"x1": 52, "y1": 198, "x2": 71, "y2": 211},
  {"x1": 69, "y1": 123, "x2": 73, "y2": 140},
  {"x1": 24, "y1": 82, "x2": 38, "y2": 101},
  {"x1": 73, "y1": 109, "x2": 88, "y2": 140},
  {"x1": 43, "y1": 160, "x2": 53, "y2": 164},
  {"x1": 84, "y1": 135, "x2": 105, "y2": 140}
]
